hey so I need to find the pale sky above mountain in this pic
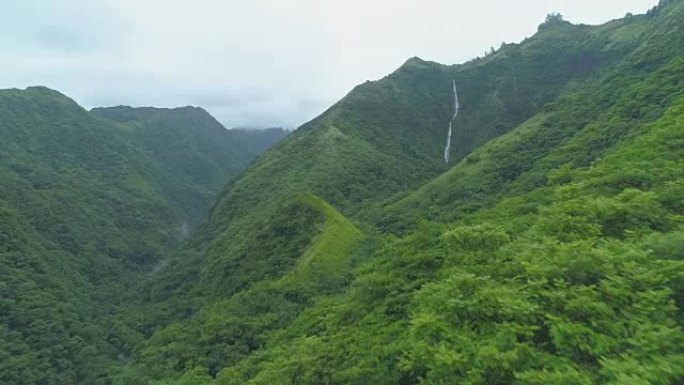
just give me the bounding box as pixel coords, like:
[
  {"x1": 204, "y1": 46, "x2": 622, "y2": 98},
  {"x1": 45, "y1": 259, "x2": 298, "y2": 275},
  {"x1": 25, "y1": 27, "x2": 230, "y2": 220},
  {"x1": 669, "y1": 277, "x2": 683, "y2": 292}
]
[{"x1": 0, "y1": 0, "x2": 658, "y2": 128}]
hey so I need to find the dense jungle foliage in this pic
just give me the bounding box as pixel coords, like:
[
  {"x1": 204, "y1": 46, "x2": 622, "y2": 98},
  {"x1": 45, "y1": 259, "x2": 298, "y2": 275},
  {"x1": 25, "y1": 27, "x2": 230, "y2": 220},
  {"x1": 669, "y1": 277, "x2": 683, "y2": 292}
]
[
  {"x1": 0, "y1": 93, "x2": 285, "y2": 384},
  {"x1": 1, "y1": 1, "x2": 683, "y2": 384}
]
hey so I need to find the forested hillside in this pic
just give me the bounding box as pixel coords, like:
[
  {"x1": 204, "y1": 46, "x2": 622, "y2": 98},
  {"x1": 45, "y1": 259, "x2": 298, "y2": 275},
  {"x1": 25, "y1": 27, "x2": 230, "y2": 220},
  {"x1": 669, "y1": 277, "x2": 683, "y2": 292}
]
[
  {"x1": 118, "y1": 1, "x2": 684, "y2": 384},
  {"x1": 0, "y1": 89, "x2": 284, "y2": 384},
  {"x1": 91, "y1": 106, "x2": 286, "y2": 224},
  {"x1": 2, "y1": 1, "x2": 683, "y2": 385}
]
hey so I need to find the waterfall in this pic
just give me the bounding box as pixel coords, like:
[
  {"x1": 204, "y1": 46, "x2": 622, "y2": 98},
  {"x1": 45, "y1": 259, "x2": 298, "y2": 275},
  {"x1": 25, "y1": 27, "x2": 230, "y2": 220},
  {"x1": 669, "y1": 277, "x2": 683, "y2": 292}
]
[{"x1": 444, "y1": 79, "x2": 459, "y2": 163}]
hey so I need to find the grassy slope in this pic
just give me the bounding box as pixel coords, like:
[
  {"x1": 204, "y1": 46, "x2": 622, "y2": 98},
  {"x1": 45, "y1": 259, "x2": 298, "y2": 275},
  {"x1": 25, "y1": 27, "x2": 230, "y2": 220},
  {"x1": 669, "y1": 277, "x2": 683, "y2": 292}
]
[{"x1": 289, "y1": 194, "x2": 364, "y2": 287}]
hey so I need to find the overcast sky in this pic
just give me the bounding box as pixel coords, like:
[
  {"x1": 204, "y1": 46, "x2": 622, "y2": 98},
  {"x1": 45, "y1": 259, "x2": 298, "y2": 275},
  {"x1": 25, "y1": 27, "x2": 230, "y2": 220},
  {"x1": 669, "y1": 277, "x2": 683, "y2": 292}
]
[{"x1": 1, "y1": 0, "x2": 658, "y2": 128}]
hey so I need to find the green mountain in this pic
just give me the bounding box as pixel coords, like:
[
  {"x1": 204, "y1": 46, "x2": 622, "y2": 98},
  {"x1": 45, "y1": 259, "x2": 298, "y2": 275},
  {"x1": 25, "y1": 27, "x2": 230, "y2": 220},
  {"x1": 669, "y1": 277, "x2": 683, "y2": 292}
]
[
  {"x1": 118, "y1": 1, "x2": 684, "y2": 384},
  {"x1": 2, "y1": 1, "x2": 684, "y2": 384},
  {"x1": 151, "y1": 6, "x2": 654, "y2": 300},
  {"x1": 90, "y1": 106, "x2": 287, "y2": 224},
  {"x1": 0, "y1": 90, "x2": 284, "y2": 385}
]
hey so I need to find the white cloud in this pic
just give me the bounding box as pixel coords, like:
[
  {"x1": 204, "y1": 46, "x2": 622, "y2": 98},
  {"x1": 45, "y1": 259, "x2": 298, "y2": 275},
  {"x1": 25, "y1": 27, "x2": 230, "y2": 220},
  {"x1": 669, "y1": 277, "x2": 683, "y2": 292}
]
[{"x1": 0, "y1": 0, "x2": 658, "y2": 127}]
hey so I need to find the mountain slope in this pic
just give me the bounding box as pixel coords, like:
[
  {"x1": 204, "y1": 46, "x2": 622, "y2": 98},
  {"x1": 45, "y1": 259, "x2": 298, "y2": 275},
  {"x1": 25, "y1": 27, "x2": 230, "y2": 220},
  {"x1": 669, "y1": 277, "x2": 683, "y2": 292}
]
[
  {"x1": 384, "y1": 28, "x2": 684, "y2": 229},
  {"x1": 3, "y1": 1, "x2": 683, "y2": 384},
  {"x1": 161, "y1": 4, "x2": 651, "y2": 300},
  {"x1": 91, "y1": 106, "x2": 287, "y2": 224},
  {"x1": 125, "y1": 2, "x2": 684, "y2": 384},
  {"x1": 218, "y1": 91, "x2": 684, "y2": 385},
  {"x1": 0, "y1": 89, "x2": 279, "y2": 385}
]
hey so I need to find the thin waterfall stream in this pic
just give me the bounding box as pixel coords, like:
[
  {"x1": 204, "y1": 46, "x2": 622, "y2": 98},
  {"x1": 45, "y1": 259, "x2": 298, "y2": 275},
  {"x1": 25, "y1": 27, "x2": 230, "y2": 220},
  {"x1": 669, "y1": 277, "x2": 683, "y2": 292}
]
[{"x1": 444, "y1": 79, "x2": 460, "y2": 163}]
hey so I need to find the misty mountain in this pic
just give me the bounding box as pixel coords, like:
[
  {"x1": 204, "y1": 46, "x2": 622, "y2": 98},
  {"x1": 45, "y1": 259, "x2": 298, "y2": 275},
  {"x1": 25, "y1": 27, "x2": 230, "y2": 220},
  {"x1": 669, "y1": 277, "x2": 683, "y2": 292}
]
[
  {"x1": 119, "y1": 1, "x2": 684, "y2": 384},
  {"x1": 1, "y1": 1, "x2": 683, "y2": 385}
]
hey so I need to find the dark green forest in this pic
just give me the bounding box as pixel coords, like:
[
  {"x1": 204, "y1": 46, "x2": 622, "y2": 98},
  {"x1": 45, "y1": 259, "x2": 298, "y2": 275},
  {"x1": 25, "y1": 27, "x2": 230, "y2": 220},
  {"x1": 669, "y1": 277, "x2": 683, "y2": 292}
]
[
  {"x1": 1, "y1": 1, "x2": 683, "y2": 384},
  {"x1": 0, "y1": 93, "x2": 285, "y2": 384}
]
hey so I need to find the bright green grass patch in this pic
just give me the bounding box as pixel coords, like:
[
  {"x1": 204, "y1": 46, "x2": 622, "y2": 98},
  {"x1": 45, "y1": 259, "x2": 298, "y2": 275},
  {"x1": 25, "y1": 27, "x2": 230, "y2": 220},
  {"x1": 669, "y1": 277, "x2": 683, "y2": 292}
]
[{"x1": 293, "y1": 193, "x2": 364, "y2": 282}]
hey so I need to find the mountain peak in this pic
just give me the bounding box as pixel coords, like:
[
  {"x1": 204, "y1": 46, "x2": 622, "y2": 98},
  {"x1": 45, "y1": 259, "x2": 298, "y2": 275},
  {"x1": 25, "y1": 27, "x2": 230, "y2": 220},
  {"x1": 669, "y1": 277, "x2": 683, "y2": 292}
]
[
  {"x1": 398, "y1": 56, "x2": 441, "y2": 71},
  {"x1": 404, "y1": 56, "x2": 426, "y2": 65},
  {"x1": 0, "y1": 86, "x2": 83, "y2": 114}
]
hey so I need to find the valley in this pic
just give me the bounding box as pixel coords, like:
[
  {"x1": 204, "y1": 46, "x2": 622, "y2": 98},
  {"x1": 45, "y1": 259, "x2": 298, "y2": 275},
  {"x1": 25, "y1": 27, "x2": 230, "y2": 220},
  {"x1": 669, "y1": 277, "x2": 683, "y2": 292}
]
[{"x1": 1, "y1": 1, "x2": 683, "y2": 384}]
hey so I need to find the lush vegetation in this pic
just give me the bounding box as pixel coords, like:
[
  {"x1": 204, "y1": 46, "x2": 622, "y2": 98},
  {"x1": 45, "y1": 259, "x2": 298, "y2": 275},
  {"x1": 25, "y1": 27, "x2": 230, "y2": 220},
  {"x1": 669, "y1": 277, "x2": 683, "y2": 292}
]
[
  {"x1": 188, "y1": 87, "x2": 684, "y2": 385},
  {"x1": 2, "y1": 1, "x2": 684, "y2": 384},
  {"x1": 90, "y1": 107, "x2": 287, "y2": 224},
  {"x1": 0, "y1": 92, "x2": 284, "y2": 384},
  {"x1": 129, "y1": 1, "x2": 683, "y2": 384}
]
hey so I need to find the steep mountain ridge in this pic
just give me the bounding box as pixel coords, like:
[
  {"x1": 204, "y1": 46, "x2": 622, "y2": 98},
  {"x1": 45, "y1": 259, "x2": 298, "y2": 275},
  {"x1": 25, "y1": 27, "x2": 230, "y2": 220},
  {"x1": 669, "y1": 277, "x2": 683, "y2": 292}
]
[
  {"x1": 164, "y1": 9, "x2": 652, "y2": 300},
  {"x1": 383, "y1": 0, "x2": 684, "y2": 229},
  {"x1": 2, "y1": 1, "x2": 683, "y2": 384},
  {"x1": 122, "y1": 2, "x2": 684, "y2": 384},
  {"x1": 162, "y1": 1, "x2": 666, "y2": 302},
  {"x1": 219, "y1": 88, "x2": 684, "y2": 385}
]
